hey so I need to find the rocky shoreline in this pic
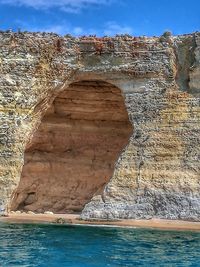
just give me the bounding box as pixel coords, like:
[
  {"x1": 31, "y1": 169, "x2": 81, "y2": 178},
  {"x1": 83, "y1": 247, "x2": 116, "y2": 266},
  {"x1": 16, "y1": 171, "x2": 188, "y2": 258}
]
[{"x1": 1, "y1": 213, "x2": 200, "y2": 232}]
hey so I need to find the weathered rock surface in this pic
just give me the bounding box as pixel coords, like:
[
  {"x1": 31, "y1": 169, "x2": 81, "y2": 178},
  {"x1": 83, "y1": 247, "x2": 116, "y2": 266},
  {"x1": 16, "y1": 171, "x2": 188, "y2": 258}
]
[
  {"x1": 11, "y1": 81, "x2": 132, "y2": 213},
  {"x1": 0, "y1": 31, "x2": 199, "y2": 221}
]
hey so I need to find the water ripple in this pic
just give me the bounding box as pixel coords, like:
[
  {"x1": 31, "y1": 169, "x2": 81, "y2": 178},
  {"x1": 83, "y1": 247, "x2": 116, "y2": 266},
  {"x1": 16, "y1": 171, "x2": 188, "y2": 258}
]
[{"x1": 0, "y1": 223, "x2": 200, "y2": 266}]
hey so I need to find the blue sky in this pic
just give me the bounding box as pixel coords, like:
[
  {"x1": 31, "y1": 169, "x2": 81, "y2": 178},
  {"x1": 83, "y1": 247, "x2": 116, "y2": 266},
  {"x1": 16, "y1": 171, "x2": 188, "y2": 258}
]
[{"x1": 0, "y1": 0, "x2": 199, "y2": 36}]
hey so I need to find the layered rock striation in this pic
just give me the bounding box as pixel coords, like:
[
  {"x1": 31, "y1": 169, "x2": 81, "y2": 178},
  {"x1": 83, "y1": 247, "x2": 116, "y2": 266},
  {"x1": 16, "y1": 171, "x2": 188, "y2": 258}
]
[
  {"x1": 0, "y1": 31, "x2": 199, "y2": 220},
  {"x1": 11, "y1": 81, "x2": 132, "y2": 213}
]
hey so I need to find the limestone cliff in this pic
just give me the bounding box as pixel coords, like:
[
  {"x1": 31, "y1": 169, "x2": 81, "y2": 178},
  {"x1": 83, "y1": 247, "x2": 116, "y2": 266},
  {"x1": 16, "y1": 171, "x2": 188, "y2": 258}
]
[
  {"x1": 11, "y1": 81, "x2": 132, "y2": 213},
  {"x1": 0, "y1": 31, "x2": 199, "y2": 220}
]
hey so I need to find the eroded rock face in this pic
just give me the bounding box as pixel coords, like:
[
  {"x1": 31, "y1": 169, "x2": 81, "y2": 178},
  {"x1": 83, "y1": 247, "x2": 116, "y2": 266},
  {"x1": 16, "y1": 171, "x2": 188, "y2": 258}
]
[
  {"x1": 11, "y1": 81, "x2": 132, "y2": 213},
  {"x1": 0, "y1": 31, "x2": 199, "y2": 221}
]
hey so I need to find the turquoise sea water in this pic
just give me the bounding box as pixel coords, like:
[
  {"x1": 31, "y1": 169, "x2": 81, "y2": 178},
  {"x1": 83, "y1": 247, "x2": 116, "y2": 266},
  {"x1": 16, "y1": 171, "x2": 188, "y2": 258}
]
[{"x1": 0, "y1": 223, "x2": 200, "y2": 267}]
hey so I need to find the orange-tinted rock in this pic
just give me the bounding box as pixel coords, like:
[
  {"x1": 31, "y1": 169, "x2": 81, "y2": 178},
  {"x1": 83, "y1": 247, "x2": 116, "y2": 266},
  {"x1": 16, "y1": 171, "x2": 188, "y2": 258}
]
[{"x1": 11, "y1": 81, "x2": 132, "y2": 213}]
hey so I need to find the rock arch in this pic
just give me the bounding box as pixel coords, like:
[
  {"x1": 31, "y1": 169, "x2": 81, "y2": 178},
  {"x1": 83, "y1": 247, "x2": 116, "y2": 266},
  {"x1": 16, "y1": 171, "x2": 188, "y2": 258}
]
[
  {"x1": 11, "y1": 80, "x2": 133, "y2": 213},
  {"x1": 0, "y1": 32, "x2": 199, "y2": 221}
]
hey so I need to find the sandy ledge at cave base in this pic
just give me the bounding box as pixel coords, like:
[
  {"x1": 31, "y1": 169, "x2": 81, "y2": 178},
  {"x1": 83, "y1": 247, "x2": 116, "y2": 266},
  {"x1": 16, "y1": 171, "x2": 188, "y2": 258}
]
[{"x1": 1, "y1": 213, "x2": 200, "y2": 231}]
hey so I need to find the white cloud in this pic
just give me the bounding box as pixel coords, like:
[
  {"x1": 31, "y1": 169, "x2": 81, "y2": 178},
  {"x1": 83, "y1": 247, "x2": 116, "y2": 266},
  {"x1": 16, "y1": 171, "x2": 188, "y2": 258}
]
[
  {"x1": 15, "y1": 20, "x2": 70, "y2": 35},
  {"x1": 37, "y1": 25, "x2": 69, "y2": 35},
  {"x1": 73, "y1": 27, "x2": 84, "y2": 35},
  {"x1": 0, "y1": 0, "x2": 113, "y2": 13},
  {"x1": 103, "y1": 21, "x2": 133, "y2": 36},
  {"x1": 15, "y1": 19, "x2": 133, "y2": 37}
]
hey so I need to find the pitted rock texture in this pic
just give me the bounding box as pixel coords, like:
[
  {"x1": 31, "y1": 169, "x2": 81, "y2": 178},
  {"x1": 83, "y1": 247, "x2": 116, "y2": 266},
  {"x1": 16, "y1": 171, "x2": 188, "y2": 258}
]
[
  {"x1": 0, "y1": 31, "x2": 199, "y2": 221},
  {"x1": 11, "y1": 81, "x2": 132, "y2": 213}
]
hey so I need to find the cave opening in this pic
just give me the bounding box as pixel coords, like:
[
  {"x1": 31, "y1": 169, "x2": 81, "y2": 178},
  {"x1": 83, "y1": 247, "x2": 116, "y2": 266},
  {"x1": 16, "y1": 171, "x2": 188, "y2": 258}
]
[{"x1": 11, "y1": 80, "x2": 133, "y2": 214}]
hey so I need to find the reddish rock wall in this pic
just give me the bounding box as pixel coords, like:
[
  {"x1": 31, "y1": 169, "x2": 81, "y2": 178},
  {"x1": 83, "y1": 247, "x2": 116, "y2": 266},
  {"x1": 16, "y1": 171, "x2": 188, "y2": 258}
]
[
  {"x1": 0, "y1": 31, "x2": 199, "y2": 221},
  {"x1": 11, "y1": 81, "x2": 132, "y2": 213}
]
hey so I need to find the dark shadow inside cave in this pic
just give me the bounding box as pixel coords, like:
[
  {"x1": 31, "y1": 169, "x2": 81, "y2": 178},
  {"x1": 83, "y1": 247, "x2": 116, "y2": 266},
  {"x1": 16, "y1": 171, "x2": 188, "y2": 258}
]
[{"x1": 11, "y1": 80, "x2": 133, "y2": 213}]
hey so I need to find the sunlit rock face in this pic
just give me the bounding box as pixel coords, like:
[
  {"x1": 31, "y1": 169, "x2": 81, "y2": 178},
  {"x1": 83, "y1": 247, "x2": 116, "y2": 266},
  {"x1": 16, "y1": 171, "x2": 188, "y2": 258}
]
[
  {"x1": 0, "y1": 31, "x2": 199, "y2": 220},
  {"x1": 11, "y1": 81, "x2": 132, "y2": 213}
]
